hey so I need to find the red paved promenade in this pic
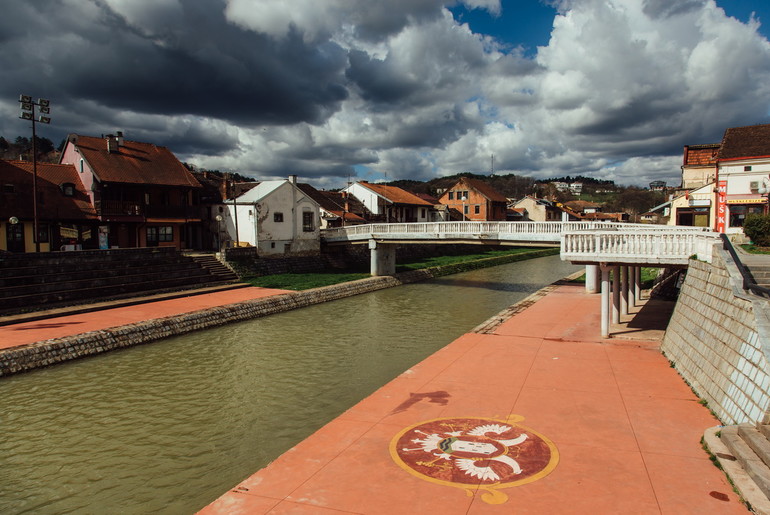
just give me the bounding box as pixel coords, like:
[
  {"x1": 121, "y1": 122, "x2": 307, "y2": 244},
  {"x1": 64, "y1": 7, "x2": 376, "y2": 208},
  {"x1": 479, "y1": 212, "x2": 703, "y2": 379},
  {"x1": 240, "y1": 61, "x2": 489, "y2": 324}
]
[
  {"x1": 200, "y1": 283, "x2": 746, "y2": 514},
  {"x1": 0, "y1": 287, "x2": 290, "y2": 350}
]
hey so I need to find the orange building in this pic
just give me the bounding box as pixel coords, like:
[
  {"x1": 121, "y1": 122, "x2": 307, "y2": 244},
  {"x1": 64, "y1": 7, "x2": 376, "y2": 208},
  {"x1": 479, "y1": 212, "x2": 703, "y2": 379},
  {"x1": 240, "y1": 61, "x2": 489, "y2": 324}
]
[{"x1": 438, "y1": 177, "x2": 508, "y2": 221}]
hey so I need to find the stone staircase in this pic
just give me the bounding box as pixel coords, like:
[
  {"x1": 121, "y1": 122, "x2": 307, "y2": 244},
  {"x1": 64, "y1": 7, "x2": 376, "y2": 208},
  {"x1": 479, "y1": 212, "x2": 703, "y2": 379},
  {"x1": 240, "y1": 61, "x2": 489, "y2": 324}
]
[
  {"x1": 187, "y1": 253, "x2": 239, "y2": 283},
  {"x1": 747, "y1": 265, "x2": 770, "y2": 288},
  {"x1": 707, "y1": 423, "x2": 770, "y2": 513},
  {"x1": 0, "y1": 248, "x2": 243, "y2": 316}
]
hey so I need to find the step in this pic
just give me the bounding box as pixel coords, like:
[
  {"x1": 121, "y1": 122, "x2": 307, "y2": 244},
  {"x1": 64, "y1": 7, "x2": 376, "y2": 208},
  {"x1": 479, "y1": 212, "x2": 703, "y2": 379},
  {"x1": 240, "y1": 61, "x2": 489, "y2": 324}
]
[
  {"x1": 739, "y1": 425, "x2": 770, "y2": 470},
  {"x1": 721, "y1": 425, "x2": 770, "y2": 500}
]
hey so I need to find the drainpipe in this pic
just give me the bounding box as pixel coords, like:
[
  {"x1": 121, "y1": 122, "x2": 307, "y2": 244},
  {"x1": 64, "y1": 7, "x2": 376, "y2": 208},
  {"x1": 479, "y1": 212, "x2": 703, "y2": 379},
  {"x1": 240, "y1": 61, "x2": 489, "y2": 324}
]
[{"x1": 290, "y1": 176, "x2": 297, "y2": 245}]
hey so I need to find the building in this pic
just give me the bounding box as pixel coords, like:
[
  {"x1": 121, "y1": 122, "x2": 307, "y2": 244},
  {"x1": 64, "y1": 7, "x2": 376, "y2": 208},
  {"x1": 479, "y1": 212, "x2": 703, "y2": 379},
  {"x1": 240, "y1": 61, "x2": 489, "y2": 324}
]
[
  {"x1": 714, "y1": 124, "x2": 770, "y2": 236},
  {"x1": 1, "y1": 160, "x2": 97, "y2": 252},
  {"x1": 221, "y1": 176, "x2": 321, "y2": 255},
  {"x1": 649, "y1": 181, "x2": 667, "y2": 191},
  {"x1": 437, "y1": 177, "x2": 508, "y2": 221},
  {"x1": 681, "y1": 143, "x2": 719, "y2": 190},
  {"x1": 511, "y1": 196, "x2": 580, "y2": 222},
  {"x1": 296, "y1": 184, "x2": 368, "y2": 228},
  {"x1": 59, "y1": 133, "x2": 203, "y2": 249},
  {"x1": 342, "y1": 181, "x2": 434, "y2": 223},
  {"x1": 668, "y1": 183, "x2": 715, "y2": 228}
]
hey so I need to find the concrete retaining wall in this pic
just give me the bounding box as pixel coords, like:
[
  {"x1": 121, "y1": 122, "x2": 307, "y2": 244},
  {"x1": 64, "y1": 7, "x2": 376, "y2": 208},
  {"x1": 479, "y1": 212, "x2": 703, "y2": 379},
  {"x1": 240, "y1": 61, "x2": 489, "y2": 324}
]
[
  {"x1": 662, "y1": 250, "x2": 770, "y2": 424},
  {"x1": 0, "y1": 248, "x2": 557, "y2": 377}
]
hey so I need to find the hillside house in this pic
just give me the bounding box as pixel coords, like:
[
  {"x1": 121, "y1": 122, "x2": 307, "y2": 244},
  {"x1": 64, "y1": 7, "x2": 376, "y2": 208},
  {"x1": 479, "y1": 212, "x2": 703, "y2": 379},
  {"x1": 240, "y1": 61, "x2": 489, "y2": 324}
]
[
  {"x1": 437, "y1": 177, "x2": 508, "y2": 221},
  {"x1": 59, "y1": 133, "x2": 203, "y2": 249},
  {"x1": 681, "y1": 143, "x2": 719, "y2": 190}
]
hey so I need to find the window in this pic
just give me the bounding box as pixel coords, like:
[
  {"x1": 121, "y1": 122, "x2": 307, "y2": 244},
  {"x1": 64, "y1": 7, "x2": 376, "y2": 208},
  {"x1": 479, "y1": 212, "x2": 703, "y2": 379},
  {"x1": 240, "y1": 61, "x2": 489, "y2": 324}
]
[
  {"x1": 421, "y1": 208, "x2": 426, "y2": 218},
  {"x1": 302, "y1": 211, "x2": 314, "y2": 232},
  {"x1": 146, "y1": 226, "x2": 173, "y2": 245},
  {"x1": 37, "y1": 224, "x2": 49, "y2": 243},
  {"x1": 448, "y1": 192, "x2": 454, "y2": 200},
  {"x1": 274, "y1": 212, "x2": 284, "y2": 222},
  {"x1": 474, "y1": 205, "x2": 480, "y2": 214},
  {"x1": 2, "y1": 184, "x2": 14, "y2": 194},
  {"x1": 729, "y1": 205, "x2": 763, "y2": 227},
  {"x1": 61, "y1": 183, "x2": 75, "y2": 197},
  {"x1": 745, "y1": 166, "x2": 753, "y2": 171},
  {"x1": 79, "y1": 159, "x2": 84, "y2": 173},
  {"x1": 463, "y1": 205, "x2": 469, "y2": 214}
]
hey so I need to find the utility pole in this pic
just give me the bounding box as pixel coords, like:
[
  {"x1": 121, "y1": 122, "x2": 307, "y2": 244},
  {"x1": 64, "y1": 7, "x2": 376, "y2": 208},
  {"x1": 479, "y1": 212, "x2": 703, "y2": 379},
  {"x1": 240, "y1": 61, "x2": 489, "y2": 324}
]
[{"x1": 19, "y1": 95, "x2": 52, "y2": 253}]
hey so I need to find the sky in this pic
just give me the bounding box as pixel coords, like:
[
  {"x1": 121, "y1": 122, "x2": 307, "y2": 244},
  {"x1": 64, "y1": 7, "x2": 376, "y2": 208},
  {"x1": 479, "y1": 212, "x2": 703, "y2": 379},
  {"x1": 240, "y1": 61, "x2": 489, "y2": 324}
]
[{"x1": 2, "y1": 0, "x2": 770, "y2": 189}]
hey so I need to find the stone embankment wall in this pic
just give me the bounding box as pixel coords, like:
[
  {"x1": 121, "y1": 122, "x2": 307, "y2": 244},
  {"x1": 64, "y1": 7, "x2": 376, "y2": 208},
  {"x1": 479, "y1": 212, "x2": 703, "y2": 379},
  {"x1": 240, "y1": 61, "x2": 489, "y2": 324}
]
[
  {"x1": 0, "y1": 248, "x2": 558, "y2": 377},
  {"x1": 662, "y1": 250, "x2": 770, "y2": 424}
]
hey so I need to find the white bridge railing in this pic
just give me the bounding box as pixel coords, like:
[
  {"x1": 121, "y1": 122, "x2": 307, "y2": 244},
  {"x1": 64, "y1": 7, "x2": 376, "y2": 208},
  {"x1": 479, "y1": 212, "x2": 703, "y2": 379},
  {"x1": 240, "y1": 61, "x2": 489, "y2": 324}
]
[
  {"x1": 322, "y1": 221, "x2": 711, "y2": 242},
  {"x1": 322, "y1": 221, "x2": 717, "y2": 265},
  {"x1": 561, "y1": 230, "x2": 720, "y2": 265}
]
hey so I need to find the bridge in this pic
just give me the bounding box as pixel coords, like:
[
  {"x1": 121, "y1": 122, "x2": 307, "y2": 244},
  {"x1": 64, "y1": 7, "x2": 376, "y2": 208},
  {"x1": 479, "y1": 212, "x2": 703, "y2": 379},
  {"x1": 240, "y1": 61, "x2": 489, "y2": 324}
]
[{"x1": 322, "y1": 221, "x2": 721, "y2": 337}]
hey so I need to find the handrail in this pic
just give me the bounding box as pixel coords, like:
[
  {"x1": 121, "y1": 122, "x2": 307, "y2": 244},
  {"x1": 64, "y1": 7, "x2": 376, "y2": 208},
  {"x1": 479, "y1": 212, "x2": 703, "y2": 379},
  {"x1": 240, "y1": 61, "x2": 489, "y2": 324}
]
[{"x1": 720, "y1": 234, "x2": 770, "y2": 298}]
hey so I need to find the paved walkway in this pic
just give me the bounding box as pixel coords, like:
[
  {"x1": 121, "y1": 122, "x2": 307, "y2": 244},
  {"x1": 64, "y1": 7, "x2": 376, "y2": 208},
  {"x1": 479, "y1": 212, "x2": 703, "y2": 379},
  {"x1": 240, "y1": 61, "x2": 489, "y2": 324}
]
[
  {"x1": 199, "y1": 283, "x2": 746, "y2": 514},
  {"x1": 0, "y1": 286, "x2": 290, "y2": 350}
]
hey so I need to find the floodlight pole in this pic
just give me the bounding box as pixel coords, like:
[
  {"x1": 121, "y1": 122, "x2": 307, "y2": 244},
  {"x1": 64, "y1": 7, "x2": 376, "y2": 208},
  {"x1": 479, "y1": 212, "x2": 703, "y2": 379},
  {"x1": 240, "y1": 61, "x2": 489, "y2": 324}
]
[{"x1": 19, "y1": 95, "x2": 51, "y2": 253}]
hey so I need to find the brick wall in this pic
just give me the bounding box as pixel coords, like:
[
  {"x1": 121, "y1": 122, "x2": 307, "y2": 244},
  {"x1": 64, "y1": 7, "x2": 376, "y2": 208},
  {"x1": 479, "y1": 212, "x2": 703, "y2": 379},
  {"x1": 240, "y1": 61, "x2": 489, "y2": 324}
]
[{"x1": 662, "y1": 252, "x2": 770, "y2": 424}]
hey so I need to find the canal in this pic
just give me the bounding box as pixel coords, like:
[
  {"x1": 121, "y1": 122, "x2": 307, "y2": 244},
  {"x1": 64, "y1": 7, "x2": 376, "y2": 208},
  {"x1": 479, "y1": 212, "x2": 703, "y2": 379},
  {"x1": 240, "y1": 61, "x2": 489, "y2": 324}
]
[{"x1": 1, "y1": 255, "x2": 579, "y2": 514}]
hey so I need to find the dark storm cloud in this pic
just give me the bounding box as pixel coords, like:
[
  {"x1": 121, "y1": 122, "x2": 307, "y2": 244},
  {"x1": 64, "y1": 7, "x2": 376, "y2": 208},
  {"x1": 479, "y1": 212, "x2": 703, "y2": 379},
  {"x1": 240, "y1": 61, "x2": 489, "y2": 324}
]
[
  {"x1": 346, "y1": 50, "x2": 421, "y2": 104},
  {"x1": 350, "y1": 0, "x2": 447, "y2": 41},
  {"x1": 0, "y1": 0, "x2": 349, "y2": 127},
  {"x1": 642, "y1": 0, "x2": 705, "y2": 19}
]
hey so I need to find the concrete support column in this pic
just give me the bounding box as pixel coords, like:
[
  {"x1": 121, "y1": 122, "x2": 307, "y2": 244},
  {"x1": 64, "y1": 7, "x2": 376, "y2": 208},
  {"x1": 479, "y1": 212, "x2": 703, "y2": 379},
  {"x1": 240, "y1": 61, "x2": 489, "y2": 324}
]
[
  {"x1": 601, "y1": 265, "x2": 611, "y2": 338},
  {"x1": 612, "y1": 265, "x2": 620, "y2": 325},
  {"x1": 369, "y1": 239, "x2": 396, "y2": 276},
  {"x1": 585, "y1": 264, "x2": 599, "y2": 294},
  {"x1": 635, "y1": 267, "x2": 642, "y2": 304},
  {"x1": 628, "y1": 266, "x2": 636, "y2": 307},
  {"x1": 621, "y1": 266, "x2": 629, "y2": 316}
]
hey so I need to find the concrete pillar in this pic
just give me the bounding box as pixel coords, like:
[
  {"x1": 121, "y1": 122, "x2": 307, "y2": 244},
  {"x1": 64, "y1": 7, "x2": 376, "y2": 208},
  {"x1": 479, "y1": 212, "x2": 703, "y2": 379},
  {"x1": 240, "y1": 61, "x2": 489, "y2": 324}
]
[
  {"x1": 635, "y1": 267, "x2": 642, "y2": 304},
  {"x1": 585, "y1": 264, "x2": 599, "y2": 294},
  {"x1": 601, "y1": 266, "x2": 610, "y2": 338},
  {"x1": 369, "y1": 239, "x2": 396, "y2": 276},
  {"x1": 628, "y1": 266, "x2": 636, "y2": 307},
  {"x1": 612, "y1": 265, "x2": 620, "y2": 325},
  {"x1": 620, "y1": 266, "x2": 629, "y2": 316}
]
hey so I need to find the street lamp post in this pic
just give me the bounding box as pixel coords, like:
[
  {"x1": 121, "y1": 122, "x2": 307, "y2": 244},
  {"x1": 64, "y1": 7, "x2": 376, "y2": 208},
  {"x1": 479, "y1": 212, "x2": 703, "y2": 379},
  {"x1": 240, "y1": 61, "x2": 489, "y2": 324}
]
[{"x1": 19, "y1": 95, "x2": 51, "y2": 253}]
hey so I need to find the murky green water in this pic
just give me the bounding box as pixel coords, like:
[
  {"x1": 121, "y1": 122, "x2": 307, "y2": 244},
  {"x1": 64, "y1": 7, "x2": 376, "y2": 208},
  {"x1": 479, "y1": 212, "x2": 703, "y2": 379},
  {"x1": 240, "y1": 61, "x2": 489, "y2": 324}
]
[{"x1": 0, "y1": 256, "x2": 579, "y2": 514}]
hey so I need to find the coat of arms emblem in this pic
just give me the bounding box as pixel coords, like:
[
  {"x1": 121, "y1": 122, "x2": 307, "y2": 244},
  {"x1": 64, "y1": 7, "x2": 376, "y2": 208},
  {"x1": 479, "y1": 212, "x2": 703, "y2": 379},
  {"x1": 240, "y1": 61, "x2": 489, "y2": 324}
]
[{"x1": 390, "y1": 415, "x2": 558, "y2": 504}]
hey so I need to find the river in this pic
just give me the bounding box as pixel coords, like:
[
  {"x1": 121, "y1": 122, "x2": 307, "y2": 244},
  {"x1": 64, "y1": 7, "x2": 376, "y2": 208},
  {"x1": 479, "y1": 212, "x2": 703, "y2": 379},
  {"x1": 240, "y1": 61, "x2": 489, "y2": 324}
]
[{"x1": 0, "y1": 255, "x2": 579, "y2": 514}]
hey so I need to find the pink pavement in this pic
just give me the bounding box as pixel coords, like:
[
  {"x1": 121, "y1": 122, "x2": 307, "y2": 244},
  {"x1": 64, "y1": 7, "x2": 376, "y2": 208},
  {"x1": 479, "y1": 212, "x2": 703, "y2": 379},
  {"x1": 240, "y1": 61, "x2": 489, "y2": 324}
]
[
  {"x1": 0, "y1": 287, "x2": 291, "y2": 349},
  {"x1": 200, "y1": 282, "x2": 746, "y2": 514}
]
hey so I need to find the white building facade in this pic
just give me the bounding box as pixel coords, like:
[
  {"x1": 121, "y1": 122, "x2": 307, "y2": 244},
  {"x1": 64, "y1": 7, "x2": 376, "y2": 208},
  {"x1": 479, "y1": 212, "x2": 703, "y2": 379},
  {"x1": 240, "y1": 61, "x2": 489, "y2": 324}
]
[{"x1": 222, "y1": 176, "x2": 321, "y2": 255}]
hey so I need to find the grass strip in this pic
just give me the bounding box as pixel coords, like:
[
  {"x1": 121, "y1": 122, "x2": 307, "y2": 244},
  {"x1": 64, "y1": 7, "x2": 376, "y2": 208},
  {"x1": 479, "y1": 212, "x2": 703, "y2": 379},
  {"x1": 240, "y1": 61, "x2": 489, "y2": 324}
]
[{"x1": 244, "y1": 247, "x2": 558, "y2": 290}]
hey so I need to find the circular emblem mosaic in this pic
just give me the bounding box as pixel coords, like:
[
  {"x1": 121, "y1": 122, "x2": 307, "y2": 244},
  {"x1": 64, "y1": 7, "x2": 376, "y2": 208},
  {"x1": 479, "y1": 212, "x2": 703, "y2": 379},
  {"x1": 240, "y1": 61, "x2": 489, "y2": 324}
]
[{"x1": 390, "y1": 415, "x2": 558, "y2": 504}]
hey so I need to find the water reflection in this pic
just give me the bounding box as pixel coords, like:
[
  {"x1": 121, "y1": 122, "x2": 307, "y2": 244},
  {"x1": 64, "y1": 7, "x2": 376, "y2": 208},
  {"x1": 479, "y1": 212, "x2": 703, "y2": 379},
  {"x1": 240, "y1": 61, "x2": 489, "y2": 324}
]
[{"x1": 0, "y1": 255, "x2": 578, "y2": 514}]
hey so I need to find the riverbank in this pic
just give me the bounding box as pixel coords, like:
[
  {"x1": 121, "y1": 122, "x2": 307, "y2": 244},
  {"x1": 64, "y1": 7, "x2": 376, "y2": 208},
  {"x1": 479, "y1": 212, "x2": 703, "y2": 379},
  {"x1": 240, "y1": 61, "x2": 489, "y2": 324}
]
[
  {"x1": 199, "y1": 281, "x2": 741, "y2": 514},
  {"x1": 0, "y1": 248, "x2": 558, "y2": 377}
]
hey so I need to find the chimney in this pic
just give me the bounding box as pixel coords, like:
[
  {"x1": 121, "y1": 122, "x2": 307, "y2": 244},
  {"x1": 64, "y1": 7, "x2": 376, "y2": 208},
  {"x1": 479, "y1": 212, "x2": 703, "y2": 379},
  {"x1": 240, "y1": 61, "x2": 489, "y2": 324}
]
[
  {"x1": 116, "y1": 131, "x2": 124, "y2": 146},
  {"x1": 289, "y1": 174, "x2": 297, "y2": 185},
  {"x1": 106, "y1": 134, "x2": 118, "y2": 153}
]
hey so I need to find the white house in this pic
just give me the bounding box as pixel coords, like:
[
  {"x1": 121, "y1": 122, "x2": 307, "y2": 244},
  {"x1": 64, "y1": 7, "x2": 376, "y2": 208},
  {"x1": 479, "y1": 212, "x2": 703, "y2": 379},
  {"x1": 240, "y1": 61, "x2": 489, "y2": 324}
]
[
  {"x1": 714, "y1": 124, "x2": 770, "y2": 236},
  {"x1": 342, "y1": 181, "x2": 434, "y2": 222},
  {"x1": 221, "y1": 176, "x2": 321, "y2": 255}
]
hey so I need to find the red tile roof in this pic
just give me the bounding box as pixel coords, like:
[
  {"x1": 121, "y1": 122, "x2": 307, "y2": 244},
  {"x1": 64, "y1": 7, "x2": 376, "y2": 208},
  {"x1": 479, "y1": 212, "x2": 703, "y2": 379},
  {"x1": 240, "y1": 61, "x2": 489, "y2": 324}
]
[
  {"x1": 718, "y1": 124, "x2": 770, "y2": 161},
  {"x1": 683, "y1": 144, "x2": 719, "y2": 166},
  {"x1": 358, "y1": 182, "x2": 433, "y2": 206},
  {"x1": 0, "y1": 160, "x2": 97, "y2": 220},
  {"x1": 69, "y1": 135, "x2": 201, "y2": 187},
  {"x1": 456, "y1": 177, "x2": 508, "y2": 203}
]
